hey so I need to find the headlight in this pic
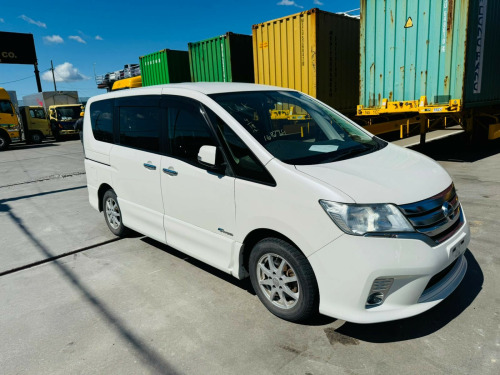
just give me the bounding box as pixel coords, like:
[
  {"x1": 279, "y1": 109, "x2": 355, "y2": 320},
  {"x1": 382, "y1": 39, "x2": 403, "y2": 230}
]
[{"x1": 319, "y1": 200, "x2": 414, "y2": 235}]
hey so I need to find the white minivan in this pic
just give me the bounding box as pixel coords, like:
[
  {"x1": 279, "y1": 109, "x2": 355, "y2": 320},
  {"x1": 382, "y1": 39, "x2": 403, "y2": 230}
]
[{"x1": 83, "y1": 83, "x2": 470, "y2": 323}]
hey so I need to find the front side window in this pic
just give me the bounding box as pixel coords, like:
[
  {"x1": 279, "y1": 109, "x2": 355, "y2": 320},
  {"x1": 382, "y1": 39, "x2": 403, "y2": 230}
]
[
  {"x1": 0, "y1": 100, "x2": 14, "y2": 115},
  {"x1": 29, "y1": 108, "x2": 46, "y2": 119},
  {"x1": 210, "y1": 91, "x2": 386, "y2": 165},
  {"x1": 119, "y1": 106, "x2": 161, "y2": 153},
  {"x1": 90, "y1": 99, "x2": 114, "y2": 143},
  {"x1": 205, "y1": 107, "x2": 275, "y2": 185},
  {"x1": 166, "y1": 99, "x2": 217, "y2": 164}
]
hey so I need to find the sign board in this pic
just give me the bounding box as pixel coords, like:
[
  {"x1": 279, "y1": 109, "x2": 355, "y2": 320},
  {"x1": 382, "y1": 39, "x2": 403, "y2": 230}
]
[{"x1": 0, "y1": 31, "x2": 37, "y2": 64}]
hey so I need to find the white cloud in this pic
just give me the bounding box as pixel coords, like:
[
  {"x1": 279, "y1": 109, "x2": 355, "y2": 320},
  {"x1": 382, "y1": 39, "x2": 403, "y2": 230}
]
[
  {"x1": 41, "y1": 62, "x2": 89, "y2": 82},
  {"x1": 313, "y1": 0, "x2": 324, "y2": 5},
  {"x1": 43, "y1": 35, "x2": 64, "y2": 44},
  {"x1": 0, "y1": 18, "x2": 4, "y2": 23},
  {"x1": 95, "y1": 35, "x2": 103, "y2": 40},
  {"x1": 19, "y1": 14, "x2": 47, "y2": 28},
  {"x1": 277, "y1": 0, "x2": 303, "y2": 8},
  {"x1": 68, "y1": 35, "x2": 86, "y2": 44}
]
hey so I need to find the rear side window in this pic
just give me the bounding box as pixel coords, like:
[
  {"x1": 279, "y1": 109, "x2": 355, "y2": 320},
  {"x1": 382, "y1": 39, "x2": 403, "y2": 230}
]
[
  {"x1": 90, "y1": 99, "x2": 114, "y2": 143},
  {"x1": 119, "y1": 107, "x2": 162, "y2": 153}
]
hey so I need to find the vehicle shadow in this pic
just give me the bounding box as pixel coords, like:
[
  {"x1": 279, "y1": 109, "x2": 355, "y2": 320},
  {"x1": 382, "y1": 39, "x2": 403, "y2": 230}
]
[
  {"x1": 140, "y1": 237, "x2": 256, "y2": 296},
  {"x1": 1, "y1": 202, "x2": 181, "y2": 375},
  {"x1": 335, "y1": 249, "x2": 483, "y2": 343},
  {"x1": 9, "y1": 141, "x2": 59, "y2": 150},
  {"x1": 141, "y1": 237, "x2": 337, "y2": 327},
  {"x1": 409, "y1": 133, "x2": 500, "y2": 163}
]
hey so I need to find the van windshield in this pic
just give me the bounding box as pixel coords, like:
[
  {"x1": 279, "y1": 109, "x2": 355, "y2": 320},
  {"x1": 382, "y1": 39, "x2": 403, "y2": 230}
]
[{"x1": 209, "y1": 91, "x2": 386, "y2": 165}]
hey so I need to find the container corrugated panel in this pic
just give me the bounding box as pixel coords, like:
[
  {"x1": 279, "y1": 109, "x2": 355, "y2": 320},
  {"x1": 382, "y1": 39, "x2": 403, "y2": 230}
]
[
  {"x1": 139, "y1": 49, "x2": 191, "y2": 87},
  {"x1": 464, "y1": 0, "x2": 500, "y2": 107},
  {"x1": 252, "y1": 8, "x2": 359, "y2": 113},
  {"x1": 360, "y1": 0, "x2": 500, "y2": 109},
  {"x1": 189, "y1": 33, "x2": 253, "y2": 83}
]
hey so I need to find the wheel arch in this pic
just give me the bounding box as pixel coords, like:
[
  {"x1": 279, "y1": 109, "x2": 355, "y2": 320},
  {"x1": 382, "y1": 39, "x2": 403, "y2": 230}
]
[
  {"x1": 98, "y1": 183, "x2": 113, "y2": 212},
  {"x1": 0, "y1": 128, "x2": 11, "y2": 142},
  {"x1": 239, "y1": 228, "x2": 304, "y2": 278}
]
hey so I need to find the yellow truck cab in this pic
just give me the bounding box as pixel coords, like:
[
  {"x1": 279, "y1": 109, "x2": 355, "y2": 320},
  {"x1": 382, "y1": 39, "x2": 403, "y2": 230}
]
[
  {"x1": 48, "y1": 104, "x2": 82, "y2": 140},
  {"x1": 19, "y1": 106, "x2": 52, "y2": 143},
  {"x1": 0, "y1": 88, "x2": 21, "y2": 151},
  {"x1": 22, "y1": 91, "x2": 82, "y2": 141}
]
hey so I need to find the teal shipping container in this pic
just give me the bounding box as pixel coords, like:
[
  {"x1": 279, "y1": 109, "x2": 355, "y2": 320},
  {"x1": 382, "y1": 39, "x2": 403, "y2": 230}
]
[
  {"x1": 139, "y1": 49, "x2": 191, "y2": 87},
  {"x1": 188, "y1": 33, "x2": 254, "y2": 83},
  {"x1": 360, "y1": 0, "x2": 500, "y2": 109}
]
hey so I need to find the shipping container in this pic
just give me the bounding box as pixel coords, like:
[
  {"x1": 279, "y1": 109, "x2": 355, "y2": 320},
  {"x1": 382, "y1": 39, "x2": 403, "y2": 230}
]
[
  {"x1": 252, "y1": 8, "x2": 360, "y2": 113},
  {"x1": 139, "y1": 49, "x2": 190, "y2": 87},
  {"x1": 189, "y1": 33, "x2": 253, "y2": 83},
  {"x1": 359, "y1": 0, "x2": 500, "y2": 112}
]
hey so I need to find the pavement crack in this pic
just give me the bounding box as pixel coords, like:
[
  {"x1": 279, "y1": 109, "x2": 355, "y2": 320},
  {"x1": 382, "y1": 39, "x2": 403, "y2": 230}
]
[
  {"x1": 0, "y1": 237, "x2": 121, "y2": 277},
  {"x1": 0, "y1": 171, "x2": 86, "y2": 189}
]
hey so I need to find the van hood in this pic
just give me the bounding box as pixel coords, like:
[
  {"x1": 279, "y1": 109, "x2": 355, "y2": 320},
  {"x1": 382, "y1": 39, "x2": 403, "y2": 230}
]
[{"x1": 295, "y1": 143, "x2": 452, "y2": 205}]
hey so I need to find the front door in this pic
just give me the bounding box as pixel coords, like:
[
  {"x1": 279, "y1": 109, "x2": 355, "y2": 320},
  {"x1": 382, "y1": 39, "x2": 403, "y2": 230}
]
[{"x1": 160, "y1": 96, "x2": 236, "y2": 272}]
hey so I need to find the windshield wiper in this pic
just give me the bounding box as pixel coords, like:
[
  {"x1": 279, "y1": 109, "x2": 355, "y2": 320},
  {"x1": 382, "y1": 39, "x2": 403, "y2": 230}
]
[{"x1": 319, "y1": 145, "x2": 373, "y2": 163}]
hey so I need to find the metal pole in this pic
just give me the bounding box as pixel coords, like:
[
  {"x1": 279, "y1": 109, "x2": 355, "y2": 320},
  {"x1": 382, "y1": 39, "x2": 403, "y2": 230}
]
[
  {"x1": 51, "y1": 60, "x2": 57, "y2": 91},
  {"x1": 34, "y1": 63, "x2": 42, "y2": 92}
]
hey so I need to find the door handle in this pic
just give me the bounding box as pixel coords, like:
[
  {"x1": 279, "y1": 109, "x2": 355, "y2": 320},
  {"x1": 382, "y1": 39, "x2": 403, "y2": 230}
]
[
  {"x1": 162, "y1": 168, "x2": 178, "y2": 176},
  {"x1": 143, "y1": 163, "x2": 156, "y2": 170}
]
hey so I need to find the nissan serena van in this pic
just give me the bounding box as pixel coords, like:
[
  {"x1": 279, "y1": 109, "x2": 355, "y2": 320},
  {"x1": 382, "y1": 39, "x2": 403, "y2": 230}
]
[{"x1": 83, "y1": 83, "x2": 470, "y2": 323}]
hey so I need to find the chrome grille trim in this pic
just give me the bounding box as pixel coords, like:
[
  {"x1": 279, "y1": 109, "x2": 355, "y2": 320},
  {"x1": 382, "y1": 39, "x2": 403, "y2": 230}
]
[{"x1": 399, "y1": 184, "x2": 464, "y2": 244}]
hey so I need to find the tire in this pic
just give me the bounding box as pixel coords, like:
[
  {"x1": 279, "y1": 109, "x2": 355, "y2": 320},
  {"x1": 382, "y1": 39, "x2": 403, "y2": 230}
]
[
  {"x1": 102, "y1": 190, "x2": 128, "y2": 237},
  {"x1": 30, "y1": 132, "x2": 43, "y2": 144},
  {"x1": 0, "y1": 133, "x2": 9, "y2": 151},
  {"x1": 249, "y1": 238, "x2": 319, "y2": 322}
]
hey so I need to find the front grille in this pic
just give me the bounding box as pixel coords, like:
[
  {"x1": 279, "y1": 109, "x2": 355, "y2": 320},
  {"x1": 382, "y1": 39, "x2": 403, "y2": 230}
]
[{"x1": 399, "y1": 184, "x2": 464, "y2": 245}]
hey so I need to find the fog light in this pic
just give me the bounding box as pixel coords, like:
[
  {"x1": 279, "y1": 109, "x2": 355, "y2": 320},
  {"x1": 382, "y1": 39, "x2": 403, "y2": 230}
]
[
  {"x1": 367, "y1": 292, "x2": 384, "y2": 305},
  {"x1": 366, "y1": 277, "x2": 394, "y2": 308}
]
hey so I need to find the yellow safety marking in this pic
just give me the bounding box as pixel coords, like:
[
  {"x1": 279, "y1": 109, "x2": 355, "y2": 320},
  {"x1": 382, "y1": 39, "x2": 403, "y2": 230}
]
[
  {"x1": 405, "y1": 17, "x2": 413, "y2": 28},
  {"x1": 301, "y1": 126, "x2": 304, "y2": 137}
]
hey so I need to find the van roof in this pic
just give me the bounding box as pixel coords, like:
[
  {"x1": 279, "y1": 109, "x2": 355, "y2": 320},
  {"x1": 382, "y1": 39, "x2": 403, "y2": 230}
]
[{"x1": 93, "y1": 82, "x2": 293, "y2": 100}]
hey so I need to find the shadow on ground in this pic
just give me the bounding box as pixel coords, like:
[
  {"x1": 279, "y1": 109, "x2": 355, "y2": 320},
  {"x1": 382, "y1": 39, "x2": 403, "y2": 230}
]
[
  {"x1": 141, "y1": 237, "x2": 337, "y2": 327},
  {"x1": 0, "y1": 199, "x2": 181, "y2": 375},
  {"x1": 336, "y1": 250, "x2": 483, "y2": 343},
  {"x1": 408, "y1": 133, "x2": 500, "y2": 163}
]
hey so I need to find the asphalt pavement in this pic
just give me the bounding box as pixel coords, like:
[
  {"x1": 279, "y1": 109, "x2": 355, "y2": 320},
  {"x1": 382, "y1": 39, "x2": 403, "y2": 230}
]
[{"x1": 0, "y1": 137, "x2": 498, "y2": 375}]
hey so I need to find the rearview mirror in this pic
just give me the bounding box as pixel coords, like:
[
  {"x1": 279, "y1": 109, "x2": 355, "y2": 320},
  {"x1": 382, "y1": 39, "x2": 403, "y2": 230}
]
[{"x1": 197, "y1": 145, "x2": 217, "y2": 167}]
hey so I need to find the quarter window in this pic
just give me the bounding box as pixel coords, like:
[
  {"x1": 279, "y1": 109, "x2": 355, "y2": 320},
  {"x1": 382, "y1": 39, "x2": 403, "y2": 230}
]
[
  {"x1": 90, "y1": 99, "x2": 114, "y2": 143},
  {"x1": 119, "y1": 107, "x2": 162, "y2": 153}
]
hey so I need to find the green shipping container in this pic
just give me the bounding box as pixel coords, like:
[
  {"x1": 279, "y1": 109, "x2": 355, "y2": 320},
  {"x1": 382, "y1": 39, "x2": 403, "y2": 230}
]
[
  {"x1": 360, "y1": 0, "x2": 500, "y2": 109},
  {"x1": 188, "y1": 33, "x2": 254, "y2": 83},
  {"x1": 139, "y1": 49, "x2": 191, "y2": 87}
]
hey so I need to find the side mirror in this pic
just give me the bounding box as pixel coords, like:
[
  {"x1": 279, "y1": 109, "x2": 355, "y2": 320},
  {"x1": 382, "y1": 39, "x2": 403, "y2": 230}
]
[{"x1": 197, "y1": 145, "x2": 217, "y2": 167}]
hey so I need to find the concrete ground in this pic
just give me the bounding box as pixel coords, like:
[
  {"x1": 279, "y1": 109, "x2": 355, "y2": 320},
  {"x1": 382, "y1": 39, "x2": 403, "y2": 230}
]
[{"x1": 0, "y1": 137, "x2": 498, "y2": 375}]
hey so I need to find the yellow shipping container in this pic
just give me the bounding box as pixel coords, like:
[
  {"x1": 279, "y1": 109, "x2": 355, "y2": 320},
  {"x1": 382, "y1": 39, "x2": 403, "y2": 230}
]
[{"x1": 252, "y1": 8, "x2": 359, "y2": 113}]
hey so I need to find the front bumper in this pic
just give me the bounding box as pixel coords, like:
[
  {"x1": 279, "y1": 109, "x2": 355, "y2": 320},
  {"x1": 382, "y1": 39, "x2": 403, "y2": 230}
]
[{"x1": 308, "y1": 215, "x2": 470, "y2": 323}]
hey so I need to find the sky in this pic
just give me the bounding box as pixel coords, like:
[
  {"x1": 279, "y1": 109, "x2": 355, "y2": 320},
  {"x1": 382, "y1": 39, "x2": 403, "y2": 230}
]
[{"x1": 0, "y1": 0, "x2": 360, "y2": 101}]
